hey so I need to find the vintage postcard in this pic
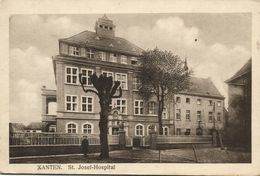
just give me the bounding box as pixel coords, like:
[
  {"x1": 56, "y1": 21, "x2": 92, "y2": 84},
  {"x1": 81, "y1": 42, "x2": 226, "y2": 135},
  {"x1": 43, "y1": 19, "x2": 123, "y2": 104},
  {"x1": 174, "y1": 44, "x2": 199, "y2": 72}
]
[{"x1": 0, "y1": 0, "x2": 260, "y2": 175}]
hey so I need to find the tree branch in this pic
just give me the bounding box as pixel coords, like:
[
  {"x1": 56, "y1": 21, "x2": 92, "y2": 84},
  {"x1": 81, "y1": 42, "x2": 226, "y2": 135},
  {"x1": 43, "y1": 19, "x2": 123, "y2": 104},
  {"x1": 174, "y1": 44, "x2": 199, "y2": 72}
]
[
  {"x1": 110, "y1": 81, "x2": 121, "y2": 98},
  {"x1": 79, "y1": 73, "x2": 99, "y2": 96},
  {"x1": 111, "y1": 87, "x2": 122, "y2": 98}
]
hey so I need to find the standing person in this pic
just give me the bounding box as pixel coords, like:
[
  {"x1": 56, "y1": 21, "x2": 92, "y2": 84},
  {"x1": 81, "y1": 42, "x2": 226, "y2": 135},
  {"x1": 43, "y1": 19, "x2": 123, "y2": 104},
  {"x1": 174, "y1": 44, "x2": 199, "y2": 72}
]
[{"x1": 81, "y1": 136, "x2": 89, "y2": 157}]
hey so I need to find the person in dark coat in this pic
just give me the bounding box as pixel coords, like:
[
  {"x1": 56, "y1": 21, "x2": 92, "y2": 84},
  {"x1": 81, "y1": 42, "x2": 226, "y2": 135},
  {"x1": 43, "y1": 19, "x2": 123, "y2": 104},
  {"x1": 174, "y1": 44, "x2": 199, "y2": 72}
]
[{"x1": 81, "y1": 136, "x2": 89, "y2": 157}]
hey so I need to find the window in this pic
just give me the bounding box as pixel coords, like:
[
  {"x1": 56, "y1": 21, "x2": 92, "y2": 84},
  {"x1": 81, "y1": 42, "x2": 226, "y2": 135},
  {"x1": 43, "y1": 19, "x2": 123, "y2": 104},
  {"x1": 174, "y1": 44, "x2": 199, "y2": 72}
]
[
  {"x1": 110, "y1": 53, "x2": 117, "y2": 62},
  {"x1": 65, "y1": 95, "x2": 78, "y2": 111},
  {"x1": 135, "y1": 124, "x2": 144, "y2": 136},
  {"x1": 131, "y1": 57, "x2": 138, "y2": 65},
  {"x1": 109, "y1": 27, "x2": 113, "y2": 30},
  {"x1": 133, "y1": 77, "x2": 141, "y2": 90},
  {"x1": 102, "y1": 71, "x2": 113, "y2": 78},
  {"x1": 112, "y1": 127, "x2": 119, "y2": 135},
  {"x1": 163, "y1": 126, "x2": 169, "y2": 136},
  {"x1": 121, "y1": 55, "x2": 128, "y2": 64},
  {"x1": 147, "y1": 125, "x2": 156, "y2": 135},
  {"x1": 66, "y1": 123, "x2": 77, "y2": 133},
  {"x1": 185, "y1": 129, "x2": 191, "y2": 135},
  {"x1": 196, "y1": 128, "x2": 203, "y2": 136},
  {"x1": 176, "y1": 97, "x2": 181, "y2": 103},
  {"x1": 176, "y1": 109, "x2": 181, "y2": 120},
  {"x1": 134, "y1": 100, "x2": 143, "y2": 115},
  {"x1": 197, "y1": 99, "x2": 201, "y2": 105},
  {"x1": 81, "y1": 96, "x2": 93, "y2": 112},
  {"x1": 217, "y1": 112, "x2": 221, "y2": 121},
  {"x1": 99, "y1": 51, "x2": 106, "y2": 61},
  {"x1": 65, "y1": 67, "x2": 78, "y2": 84},
  {"x1": 209, "y1": 100, "x2": 213, "y2": 106},
  {"x1": 176, "y1": 128, "x2": 181, "y2": 135},
  {"x1": 197, "y1": 111, "x2": 202, "y2": 121},
  {"x1": 217, "y1": 101, "x2": 221, "y2": 107},
  {"x1": 186, "y1": 97, "x2": 190, "y2": 104},
  {"x1": 69, "y1": 46, "x2": 79, "y2": 56},
  {"x1": 115, "y1": 73, "x2": 127, "y2": 90},
  {"x1": 81, "y1": 69, "x2": 93, "y2": 86},
  {"x1": 82, "y1": 123, "x2": 93, "y2": 134},
  {"x1": 162, "y1": 108, "x2": 167, "y2": 119},
  {"x1": 186, "y1": 110, "x2": 190, "y2": 120},
  {"x1": 114, "y1": 98, "x2": 127, "y2": 114},
  {"x1": 86, "y1": 48, "x2": 94, "y2": 59},
  {"x1": 148, "y1": 102, "x2": 156, "y2": 114},
  {"x1": 208, "y1": 112, "x2": 213, "y2": 122}
]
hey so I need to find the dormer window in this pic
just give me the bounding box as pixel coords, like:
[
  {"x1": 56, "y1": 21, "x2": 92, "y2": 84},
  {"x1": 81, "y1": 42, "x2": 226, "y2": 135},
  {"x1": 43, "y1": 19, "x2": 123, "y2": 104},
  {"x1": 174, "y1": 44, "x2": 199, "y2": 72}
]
[
  {"x1": 131, "y1": 57, "x2": 138, "y2": 65},
  {"x1": 69, "y1": 46, "x2": 79, "y2": 56},
  {"x1": 99, "y1": 25, "x2": 103, "y2": 28},
  {"x1": 109, "y1": 27, "x2": 113, "y2": 30},
  {"x1": 121, "y1": 55, "x2": 127, "y2": 64},
  {"x1": 110, "y1": 53, "x2": 117, "y2": 63},
  {"x1": 86, "y1": 48, "x2": 94, "y2": 59},
  {"x1": 105, "y1": 26, "x2": 108, "y2": 29}
]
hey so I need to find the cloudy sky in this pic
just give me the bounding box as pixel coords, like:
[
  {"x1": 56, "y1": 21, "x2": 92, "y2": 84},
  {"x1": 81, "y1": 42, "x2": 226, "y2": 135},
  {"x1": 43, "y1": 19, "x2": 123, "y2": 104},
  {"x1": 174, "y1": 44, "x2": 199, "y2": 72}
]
[{"x1": 10, "y1": 14, "x2": 251, "y2": 125}]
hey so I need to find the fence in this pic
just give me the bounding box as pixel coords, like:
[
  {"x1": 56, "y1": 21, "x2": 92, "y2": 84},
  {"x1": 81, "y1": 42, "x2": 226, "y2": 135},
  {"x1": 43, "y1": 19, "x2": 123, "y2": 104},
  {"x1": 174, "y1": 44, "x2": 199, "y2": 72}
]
[
  {"x1": 156, "y1": 135, "x2": 212, "y2": 144},
  {"x1": 9, "y1": 132, "x2": 119, "y2": 146}
]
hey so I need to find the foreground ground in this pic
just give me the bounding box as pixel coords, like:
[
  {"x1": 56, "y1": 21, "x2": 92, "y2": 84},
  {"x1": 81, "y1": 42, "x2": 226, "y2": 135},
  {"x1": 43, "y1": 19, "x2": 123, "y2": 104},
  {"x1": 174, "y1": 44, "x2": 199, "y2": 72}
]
[{"x1": 10, "y1": 147, "x2": 251, "y2": 163}]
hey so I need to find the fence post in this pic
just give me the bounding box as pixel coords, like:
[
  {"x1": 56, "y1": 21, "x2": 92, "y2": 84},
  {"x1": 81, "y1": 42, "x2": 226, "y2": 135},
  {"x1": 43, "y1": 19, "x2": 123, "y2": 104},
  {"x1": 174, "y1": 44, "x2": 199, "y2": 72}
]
[{"x1": 150, "y1": 131, "x2": 157, "y2": 150}]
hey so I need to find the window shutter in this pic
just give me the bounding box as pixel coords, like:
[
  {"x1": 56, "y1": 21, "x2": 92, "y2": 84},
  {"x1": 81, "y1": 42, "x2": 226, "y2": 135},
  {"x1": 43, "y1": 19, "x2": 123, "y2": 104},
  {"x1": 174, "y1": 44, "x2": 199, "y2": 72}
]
[
  {"x1": 60, "y1": 43, "x2": 68, "y2": 54},
  {"x1": 80, "y1": 48, "x2": 86, "y2": 57}
]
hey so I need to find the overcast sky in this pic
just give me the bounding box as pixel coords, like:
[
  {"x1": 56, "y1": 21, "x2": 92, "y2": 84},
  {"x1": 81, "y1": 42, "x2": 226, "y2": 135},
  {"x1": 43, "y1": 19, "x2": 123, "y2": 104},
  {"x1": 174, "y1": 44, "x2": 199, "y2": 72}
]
[{"x1": 9, "y1": 14, "x2": 251, "y2": 125}]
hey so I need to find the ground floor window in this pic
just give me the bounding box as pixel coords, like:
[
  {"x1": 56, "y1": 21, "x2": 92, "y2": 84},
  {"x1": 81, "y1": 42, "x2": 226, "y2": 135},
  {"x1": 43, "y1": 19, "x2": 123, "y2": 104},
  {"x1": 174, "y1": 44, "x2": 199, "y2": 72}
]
[
  {"x1": 135, "y1": 124, "x2": 144, "y2": 136},
  {"x1": 176, "y1": 128, "x2": 181, "y2": 135},
  {"x1": 82, "y1": 123, "x2": 93, "y2": 134},
  {"x1": 112, "y1": 127, "x2": 119, "y2": 135},
  {"x1": 163, "y1": 126, "x2": 169, "y2": 135},
  {"x1": 196, "y1": 128, "x2": 203, "y2": 136},
  {"x1": 185, "y1": 129, "x2": 191, "y2": 135},
  {"x1": 66, "y1": 122, "x2": 77, "y2": 133}
]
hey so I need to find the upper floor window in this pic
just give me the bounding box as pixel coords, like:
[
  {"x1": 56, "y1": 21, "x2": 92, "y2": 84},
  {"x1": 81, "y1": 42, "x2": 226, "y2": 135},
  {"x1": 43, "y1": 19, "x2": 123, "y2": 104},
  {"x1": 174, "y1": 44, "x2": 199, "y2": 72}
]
[
  {"x1": 65, "y1": 67, "x2": 78, "y2": 84},
  {"x1": 99, "y1": 51, "x2": 106, "y2": 61},
  {"x1": 186, "y1": 110, "x2": 191, "y2": 120},
  {"x1": 208, "y1": 112, "x2": 213, "y2": 122},
  {"x1": 110, "y1": 53, "x2": 117, "y2": 63},
  {"x1": 86, "y1": 48, "x2": 94, "y2": 59},
  {"x1": 217, "y1": 112, "x2": 221, "y2": 121},
  {"x1": 81, "y1": 96, "x2": 93, "y2": 113},
  {"x1": 134, "y1": 100, "x2": 143, "y2": 115},
  {"x1": 176, "y1": 109, "x2": 181, "y2": 120},
  {"x1": 217, "y1": 101, "x2": 221, "y2": 107},
  {"x1": 186, "y1": 97, "x2": 190, "y2": 104},
  {"x1": 102, "y1": 71, "x2": 113, "y2": 78},
  {"x1": 131, "y1": 57, "x2": 138, "y2": 65},
  {"x1": 81, "y1": 68, "x2": 93, "y2": 86},
  {"x1": 66, "y1": 95, "x2": 78, "y2": 112},
  {"x1": 114, "y1": 98, "x2": 127, "y2": 115},
  {"x1": 121, "y1": 55, "x2": 128, "y2": 64},
  {"x1": 197, "y1": 111, "x2": 202, "y2": 121},
  {"x1": 66, "y1": 123, "x2": 77, "y2": 133},
  {"x1": 148, "y1": 102, "x2": 156, "y2": 115},
  {"x1": 133, "y1": 77, "x2": 141, "y2": 90},
  {"x1": 115, "y1": 73, "x2": 127, "y2": 90},
  {"x1": 69, "y1": 46, "x2": 79, "y2": 56},
  {"x1": 209, "y1": 100, "x2": 213, "y2": 106},
  {"x1": 197, "y1": 99, "x2": 202, "y2": 105},
  {"x1": 162, "y1": 108, "x2": 167, "y2": 119},
  {"x1": 176, "y1": 97, "x2": 181, "y2": 103}
]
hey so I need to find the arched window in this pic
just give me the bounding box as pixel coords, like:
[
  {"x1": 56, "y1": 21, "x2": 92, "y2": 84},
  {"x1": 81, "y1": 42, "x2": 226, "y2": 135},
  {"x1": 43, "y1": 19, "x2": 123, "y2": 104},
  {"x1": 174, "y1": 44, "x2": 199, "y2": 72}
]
[
  {"x1": 163, "y1": 126, "x2": 169, "y2": 136},
  {"x1": 135, "y1": 124, "x2": 144, "y2": 136},
  {"x1": 66, "y1": 122, "x2": 77, "y2": 133},
  {"x1": 147, "y1": 125, "x2": 157, "y2": 135},
  {"x1": 82, "y1": 123, "x2": 93, "y2": 134}
]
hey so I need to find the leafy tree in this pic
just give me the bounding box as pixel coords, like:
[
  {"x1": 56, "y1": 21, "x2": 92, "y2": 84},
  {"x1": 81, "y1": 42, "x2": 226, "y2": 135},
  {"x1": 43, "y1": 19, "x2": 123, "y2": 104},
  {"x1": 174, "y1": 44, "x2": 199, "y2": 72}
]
[
  {"x1": 79, "y1": 73, "x2": 122, "y2": 159},
  {"x1": 138, "y1": 48, "x2": 192, "y2": 135}
]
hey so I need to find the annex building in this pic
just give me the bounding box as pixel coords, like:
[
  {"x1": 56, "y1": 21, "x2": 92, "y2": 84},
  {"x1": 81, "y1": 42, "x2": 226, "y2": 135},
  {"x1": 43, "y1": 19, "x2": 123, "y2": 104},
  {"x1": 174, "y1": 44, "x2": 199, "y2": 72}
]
[{"x1": 42, "y1": 15, "x2": 225, "y2": 137}]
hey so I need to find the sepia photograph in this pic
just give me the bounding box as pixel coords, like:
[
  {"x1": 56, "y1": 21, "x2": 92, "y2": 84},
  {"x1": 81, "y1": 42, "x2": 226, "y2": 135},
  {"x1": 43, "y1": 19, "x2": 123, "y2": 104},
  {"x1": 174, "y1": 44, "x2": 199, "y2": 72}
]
[
  {"x1": 0, "y1": 0, "x2": 259, "y2": 175},
  {"x1": 9, "y1": 13, "x2": 252, "y2": 164}
]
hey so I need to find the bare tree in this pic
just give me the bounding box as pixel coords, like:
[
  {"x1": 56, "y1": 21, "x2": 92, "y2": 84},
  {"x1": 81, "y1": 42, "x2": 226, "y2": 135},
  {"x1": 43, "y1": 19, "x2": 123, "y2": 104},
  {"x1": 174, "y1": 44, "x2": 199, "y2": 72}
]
[
  {"x1": 79, "y1": 73, "x2": 122, "y2": 159},
  {"x1": 138, "y1": 48, "x2": 192, "y2": 135}
]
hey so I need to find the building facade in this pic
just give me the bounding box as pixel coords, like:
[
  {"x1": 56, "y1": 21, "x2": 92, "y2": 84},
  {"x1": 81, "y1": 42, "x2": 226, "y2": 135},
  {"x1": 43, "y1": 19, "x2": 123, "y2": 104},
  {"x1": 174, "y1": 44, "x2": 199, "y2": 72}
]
[{"x1": 42, "y1": 15, "x2": 225, "y2": 137}]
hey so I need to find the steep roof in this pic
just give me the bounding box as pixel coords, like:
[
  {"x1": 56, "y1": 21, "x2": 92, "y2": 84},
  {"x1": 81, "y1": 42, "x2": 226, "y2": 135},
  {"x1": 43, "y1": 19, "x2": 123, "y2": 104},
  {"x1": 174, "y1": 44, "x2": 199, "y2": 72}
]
[
  {"x1": 225, "y1": 58, "x2": 251, "y2": 83},
  {"x1": 59, "y1": 30, "x2": 144, "y2": 56},
  {"x1": 181, "y1": 77, "x2": 224, "y2": 99}
]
